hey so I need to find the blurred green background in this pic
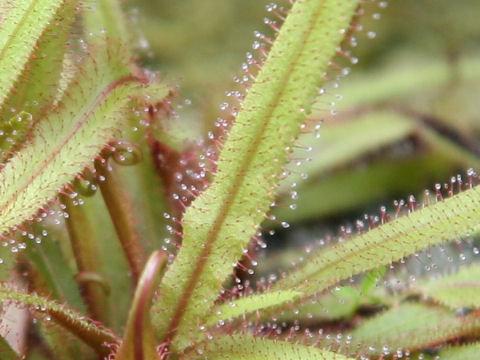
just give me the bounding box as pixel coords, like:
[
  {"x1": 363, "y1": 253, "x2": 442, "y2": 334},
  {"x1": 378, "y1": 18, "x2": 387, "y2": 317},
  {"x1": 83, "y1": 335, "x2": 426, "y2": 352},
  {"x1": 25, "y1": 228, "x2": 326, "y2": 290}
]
[{"x1": 128, "y1": 0, "x2": 480, "y2": 248}]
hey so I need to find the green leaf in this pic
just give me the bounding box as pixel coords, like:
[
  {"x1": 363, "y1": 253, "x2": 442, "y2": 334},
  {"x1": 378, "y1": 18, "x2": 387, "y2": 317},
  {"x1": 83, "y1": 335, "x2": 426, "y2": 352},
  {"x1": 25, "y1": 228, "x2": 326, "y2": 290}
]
[
  {"x1": 205, "y1": 290, "x2": 302, "y2": 327},
  {"x1": 152, "y1": 0, "x2": 360, "y2": 351},
  {"x1": 77, "y1": 191, "x2": 134, "y2": 332},
  {"x1": 418, "y1": 264, "x2": 480, "y2": 309},
  {"x1": 61, "y1": 194, "x2": 108, "y2": 321},
  {"x1": 360, "y1": 267, "x2": 387, "y2": 295},
  {"x1": 0, "y1": 49, "x2": 141, "y2": 237},
  {"x1": 275, "y1": 111, "x2": 480, "y2": 223},
  {"x1": 280, "y1": 111, "x2": 415, "y2": 193},
  {"x1": 272, "y1": 183, "x2": 480, "y2": 298},
  {"x1": 0, "y1": 0, "x2": 70, "y2": 108},
  {"x1": 182, "y1": 334, "x2": 354, "y2": 360},
  {"x1": 24, "y1": 228, "x2": 86, "y2": 312},
  {"x1": 0, "y1": 0, "x2": 76, "y2": 119},
  {"x1": 0, "y1": 285, "x2": 119, "y2": 356},
  {"x1": 313, "y1": 55, "x2": 480, "y2": 113},
  {"x1": 439, "y1": 343, "x2": 480, "y2": 360},
  {"x1": 114, "y1": 250, "x2": 166, "y2": 360},
  {"x1": 277, "y1": 286, "x2": 361, "y2": 323},
  {"x1": 350, "y1": 302, "x2": 480, "y2": 355},
  {"x1": 83, "y1": 0, "x2": 131, "y2": 54}
]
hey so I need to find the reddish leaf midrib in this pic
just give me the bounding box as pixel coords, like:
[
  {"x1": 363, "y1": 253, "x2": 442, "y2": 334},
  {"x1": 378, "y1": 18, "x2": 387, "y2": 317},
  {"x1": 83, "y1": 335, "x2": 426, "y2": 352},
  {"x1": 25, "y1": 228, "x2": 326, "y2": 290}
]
[
  {"x1": 0, "y1": 0, "x2": 62, "y2": 91},
  {"x1": 0, "y1": 74, "x2": 137, "y2": 225},
  {"x1": 164, "y1": 2, "x2": 324, "y2": 346}
]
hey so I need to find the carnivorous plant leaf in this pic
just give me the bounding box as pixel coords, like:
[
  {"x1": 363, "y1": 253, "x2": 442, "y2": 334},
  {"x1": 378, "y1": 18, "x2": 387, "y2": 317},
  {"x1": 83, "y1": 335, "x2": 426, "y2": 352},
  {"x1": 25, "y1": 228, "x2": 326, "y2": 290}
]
[{"x1": 152, "y1": 0, "x2": 360, "y2": 351}]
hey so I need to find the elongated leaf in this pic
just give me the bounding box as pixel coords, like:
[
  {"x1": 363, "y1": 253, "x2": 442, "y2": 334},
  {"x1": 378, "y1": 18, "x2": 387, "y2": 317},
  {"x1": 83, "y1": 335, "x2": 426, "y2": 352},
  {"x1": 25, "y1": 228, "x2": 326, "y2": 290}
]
[
  {"x1": 83, "y1": 0, "x2": 131, "y2": 54},
  {"x1": 350, "y1": 303, "x2": 480, "y2": 355},
  {"x1": 205, "y1": 290, "x2": 301, "y2": 327},
  {"x1": 439, "y1": 343, "x2": 480, "y2": 360},
  {"x1": 182, "y1": 334, "x2": 354, "y2": 360},
  {"x1": 272, "y1": 183, "x2": 480, "y2": 297},
  {"x1": 24, "y1": 230, "x2": 86, "y2": 312},
  {"x1": 419, "y1": 264, "x2": 480, "y2": 309},
  {"x1": 0, "y1": 285, "x2": 118, "y2": 356},
  {"x1": 0, "y1": 0, "x2": 69, "y2": 108},
  {"x1": 0, "y1": 0, "x2": 76, "y2": 119},
  {"x1": 276, "y1": 112, "x2": 480, "y2": 223},
  {"x1": 280, "y1": 111, "x2": 415, "y2": 192},
  {"x1": 273, "y1": 286, "x2": 362, "y2": 324},
  {"x1": 152, "y1": 0, "x2": 360, "y2": 350},
  {"x1": 314, "y1": 56, "x2": 480, "y2": 114},
  {"x1": 0, "y1": 50, "x2": 141, "y2": 237}
]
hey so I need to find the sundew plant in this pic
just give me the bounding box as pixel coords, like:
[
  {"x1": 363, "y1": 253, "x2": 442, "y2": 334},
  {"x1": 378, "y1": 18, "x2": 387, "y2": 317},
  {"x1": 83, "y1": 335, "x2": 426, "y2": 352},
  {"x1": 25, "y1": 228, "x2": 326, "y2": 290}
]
[{"x1": 0, "y1": 0, "x2": 480, "y2": 359}]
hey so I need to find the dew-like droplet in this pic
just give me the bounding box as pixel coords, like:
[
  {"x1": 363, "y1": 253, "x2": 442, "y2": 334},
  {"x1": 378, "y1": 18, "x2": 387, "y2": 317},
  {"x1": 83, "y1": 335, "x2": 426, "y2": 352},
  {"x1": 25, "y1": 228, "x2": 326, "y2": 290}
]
[{"x1": 111, "y1": 142, "x2": 143, "y2": 166}]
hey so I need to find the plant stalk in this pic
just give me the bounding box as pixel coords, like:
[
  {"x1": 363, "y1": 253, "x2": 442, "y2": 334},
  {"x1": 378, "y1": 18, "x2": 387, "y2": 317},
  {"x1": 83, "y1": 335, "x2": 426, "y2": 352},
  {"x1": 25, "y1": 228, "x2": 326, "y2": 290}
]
[
  {"x1": 95, "y1": 157, "x2": 145, "y2": 283},
  {"x1": 61, "y1": 193, "x2": 108, "y2": 323}
]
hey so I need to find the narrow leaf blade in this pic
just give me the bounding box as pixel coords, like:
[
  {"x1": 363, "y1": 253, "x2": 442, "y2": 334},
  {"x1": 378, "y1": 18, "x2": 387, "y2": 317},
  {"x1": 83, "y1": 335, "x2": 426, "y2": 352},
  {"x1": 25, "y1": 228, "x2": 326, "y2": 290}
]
[
  {"x1": 205, "y1": 290, "x2": 301, "y2": 327},
  {"x1": 0, "y1": 285, "x2": 118, "y2": 356},
  {"x1": 419, "y1": 264, "x2": 480, "y2": 309},
  {"x1": 273, "y1": 184, "x2": 480, "y2": 298},
  {"x1": 351, "y1": 303, "x2": 480, "y2": 355},
  {"x1": 152, "y1": 0, "x2": 360, "y2": 350},
  {"x1": 0, "y1": 0, "x2": 69, "y2": 107},
  {"x1": 182, "y1": 334, "x2": 354, "y2": 360},
  {"x1": 0, "y1": 49, "x2": 140, "y2": 236}
]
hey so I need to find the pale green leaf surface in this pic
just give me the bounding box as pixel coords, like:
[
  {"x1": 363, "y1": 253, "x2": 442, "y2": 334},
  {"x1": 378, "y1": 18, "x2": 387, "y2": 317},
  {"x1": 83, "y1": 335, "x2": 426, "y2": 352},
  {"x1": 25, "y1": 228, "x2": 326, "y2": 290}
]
[
  {"x1": 439, "y1": 343, "x2": 480, "y2": 360},
  {"x1": 315, "y1": 56, "x2": 480, "y2": 113},
  {"x1": 281, "y1": 111, "x2": 415, "y2": 192},
  {"x1": 0, "y1": 0, "x2": 68, "y2": 107},
  {"x1": 0, "y1": 0, "x2": 76, "y2": 121},
  {"x1": 351, "y1": 303, "x2": 480, "y2": 354},
  {"x1": 80, "y1": 190, "x2": 133, "y2": 332},
  {"x1": 0, "y1": 51, "x2": 139, "y2": 237},
  {"x1": 205, "y1": 290, "x2": 301, "y2": 327},
  {"x1": 25, "y1": 231, "x2": 86, "y2": 312},
  {"x1": 108, "y1": 114, "x2": 171, "y2": 254},
  {"x1": 152, "y1": 0, "x2": 360, "y2": 350},
  {"x1": 276, "y1": 112, "x2": 480, "y2": 223},
  {"x1": 83, "y1": 0, "x2": 132, "y2": 62},
  {"x1": 265, "y1": 286, "x2": 360, "y2": 324},
  {"x1": 273, "y1": 183, "x2": 480, "y2": 297},
  {"x1": 419, "y1": 264, "x2": 480, "y2": 309},
  {"x1": 182, "y1": 334, "x2": 354, "y2": 360},
  {"x1": 260, "y1": 270, "x2": 385, "y2": 323}
]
